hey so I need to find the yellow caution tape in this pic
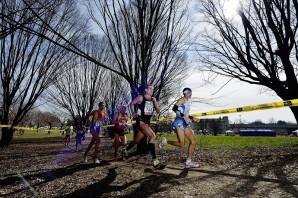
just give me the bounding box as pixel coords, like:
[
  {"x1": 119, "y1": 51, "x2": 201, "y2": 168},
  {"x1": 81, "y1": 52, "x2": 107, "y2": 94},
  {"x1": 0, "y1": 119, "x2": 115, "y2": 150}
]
[
  {"x1": 1, "y1": 99, "x2": 298, "y2": 131},
  {"x1": 150, "y1": 98, "x2": 298, "y2": 123},
  {"x1": 191, "y1": 98, "x2": 298, "y2": 117}
]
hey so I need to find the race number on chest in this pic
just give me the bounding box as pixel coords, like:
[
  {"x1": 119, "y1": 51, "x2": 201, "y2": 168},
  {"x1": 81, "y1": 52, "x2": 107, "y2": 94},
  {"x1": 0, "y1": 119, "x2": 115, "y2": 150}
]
[
  {"x1": 144, "y1": 101, "x2": 154, "y2": 115},
  {"x1": 95, "y1": 120, "x2": 102, "y2": 127}
]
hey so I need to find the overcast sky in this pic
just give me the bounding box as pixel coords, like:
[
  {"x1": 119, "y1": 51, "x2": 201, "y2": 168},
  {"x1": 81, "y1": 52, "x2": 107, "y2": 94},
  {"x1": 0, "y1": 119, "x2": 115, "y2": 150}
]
[
  {"x1": 182, "y1": 0, "x2": 296, "y2": 123},
  {"x1": 182, "y1": 70, "x2": 296, "y2": 123}
]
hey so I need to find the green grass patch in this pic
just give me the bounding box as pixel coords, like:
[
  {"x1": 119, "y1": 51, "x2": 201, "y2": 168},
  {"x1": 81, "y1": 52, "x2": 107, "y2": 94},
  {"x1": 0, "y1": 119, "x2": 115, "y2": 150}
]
[
  {"x1": 194, "y1": 135, "x2": 298, "y2": 149},
  {"x1": 7, "y1": 130, "x2": 298, "y2": 149},
  {"x1": 126, "y1": 132, "x2": 298, "y2": 149},
  {"x1": 12, "y1": 130, "x2": 65, "y2": 139}
]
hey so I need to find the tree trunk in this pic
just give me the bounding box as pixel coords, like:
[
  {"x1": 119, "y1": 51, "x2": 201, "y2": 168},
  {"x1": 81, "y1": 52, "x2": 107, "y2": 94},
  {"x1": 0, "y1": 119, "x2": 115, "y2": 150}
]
[
  {"x1": 277, "y1": 91, "x2": 298, "y2": 124},
  {"x1": 290, "y1": 106, "x2": 298, "y2": 124},
  {"x1": 0, "y1": 127, "x2": 14, "y2": 147}
]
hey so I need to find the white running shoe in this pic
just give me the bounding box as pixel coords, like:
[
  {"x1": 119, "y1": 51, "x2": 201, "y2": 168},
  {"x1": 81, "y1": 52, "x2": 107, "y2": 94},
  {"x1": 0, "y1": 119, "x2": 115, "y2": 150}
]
[
  {"x1": 159, "y1": 137, "x2": 167, "y2": 149},
  {"x1": 185, "y1": 160, "x2": 199, "y2": 168},
  {"x1": 95, "y1": 159, "x2": 101, "y2": 164},
  {"x1": 153, "y1": 159, "x2": 161, "y2": 168},
  {"x1": 122, "y1": 148, "x2": 128, "y2": 158}
]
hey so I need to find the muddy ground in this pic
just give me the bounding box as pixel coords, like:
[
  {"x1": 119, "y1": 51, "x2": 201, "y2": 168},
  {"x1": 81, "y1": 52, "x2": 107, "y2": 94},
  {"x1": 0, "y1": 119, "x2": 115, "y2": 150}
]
[{"x1": 0, "y1": 136, "x2": 297, "y2": 198}]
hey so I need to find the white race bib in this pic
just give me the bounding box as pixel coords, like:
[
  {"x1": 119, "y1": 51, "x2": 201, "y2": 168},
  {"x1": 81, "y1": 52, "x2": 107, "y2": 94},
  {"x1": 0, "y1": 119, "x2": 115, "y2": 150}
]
[
  {"x1": 95, "y1": 120, "x2": 102, "y2": 127},
  {"x1": 144, "y1": 101, "x2": 154, "y2": 115},
  {"x1": 119, "y1": 120, "x2": 126, "y2": 126}
]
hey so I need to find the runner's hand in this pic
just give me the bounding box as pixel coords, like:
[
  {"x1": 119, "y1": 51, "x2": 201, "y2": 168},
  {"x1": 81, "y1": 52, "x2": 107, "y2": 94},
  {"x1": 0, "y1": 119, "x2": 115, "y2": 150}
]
[
  {"x1": 184, "y1": 116, "x2": 191, "y2": 124},
  {"x1": 90, "y1": 131, "x2": 98, "y2": 138},
  {"x1": 192, "y1": 117, "x2": 200, "y2": 123},
  {"x1": 132, "y1": 112, "x2": 138, "y2": 119},
  {"x1": 152, "y1": 97, "x2": 157, "y2": 103}
]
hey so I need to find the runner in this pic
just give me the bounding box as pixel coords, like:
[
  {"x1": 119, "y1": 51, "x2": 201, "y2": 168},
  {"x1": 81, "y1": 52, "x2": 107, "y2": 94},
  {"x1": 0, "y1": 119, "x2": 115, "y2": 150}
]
[
  {"x1": 64, "y1": 126, "x2": 71, "y2": 147},
  {"x1": 75, "y1": 126, "x2": 85, "y2": 151},
  {"x1": 123, "y1": 84, "x2": 161, "y2": 168},
  {"x1": 84, "y1": 102, "x2": 106, "y2": 164},
  {"x1": 159, "y1": 88, "x2": 200, "y2": 168},
  {"x1": 112, "y1": 105, "x2": 129, "y2": 159}
]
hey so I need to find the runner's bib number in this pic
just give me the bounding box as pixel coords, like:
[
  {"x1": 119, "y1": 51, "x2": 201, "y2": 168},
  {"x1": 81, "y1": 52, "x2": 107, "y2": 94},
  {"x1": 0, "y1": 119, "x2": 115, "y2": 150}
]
[
  {"x1": 119, "y1": 120, "x2": 126, "y2": 126},
  {"x1": 144, "y1": 101, "x2": 154, "y2": 115},
  {"x1": 95, "y1": 120, "x2": 102, "y2": 127}
]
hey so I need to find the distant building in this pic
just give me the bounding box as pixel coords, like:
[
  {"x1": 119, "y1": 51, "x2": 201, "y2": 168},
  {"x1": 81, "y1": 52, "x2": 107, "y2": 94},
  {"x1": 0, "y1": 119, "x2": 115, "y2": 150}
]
[
  {"x1": 155, "y1": 116, "x2": 297, "y2": 135},
  {"x1": 192, "y1": 116, "x2": 229, "y2": 135},
  {"x1": 229, "y1": 123, "x2": 298, "y2": 135}
]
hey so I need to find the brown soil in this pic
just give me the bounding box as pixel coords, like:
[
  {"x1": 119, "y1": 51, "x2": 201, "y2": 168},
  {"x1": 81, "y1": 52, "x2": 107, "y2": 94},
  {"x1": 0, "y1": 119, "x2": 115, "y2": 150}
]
[{"x1": 0, "y1": 136, "x2": 297, "y2": 198}]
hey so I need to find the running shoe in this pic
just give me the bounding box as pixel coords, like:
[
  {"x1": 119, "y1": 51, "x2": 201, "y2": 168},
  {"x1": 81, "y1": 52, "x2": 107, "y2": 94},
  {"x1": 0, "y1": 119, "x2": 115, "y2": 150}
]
[
  {"x1": 95, "y1": 158, "x2": 101, "y2": 164},
  {"x1": 122, "y1": 148, "x2": 128, "y2": 159},
  {"x1": 153, "y1": 159, "x2": 161, "y2": 168},
  {"x1": 185, "y1": 160, "x2": 199, "y2": 168},
  {"x1": 158, "y1": 137, "x2": 167, "y2": 149}
]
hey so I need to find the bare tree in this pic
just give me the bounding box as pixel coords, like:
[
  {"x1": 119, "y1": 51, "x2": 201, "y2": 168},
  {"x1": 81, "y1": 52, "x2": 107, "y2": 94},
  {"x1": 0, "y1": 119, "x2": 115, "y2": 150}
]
[
  {"x1": 4, "y1": 0, "x2": 190, "y2": 106},
  {"x1": 1, "y1": 0, "x2": 123, "y2": 76},
  {"x1": 47, "y1": 35, "x2": 111, "y2": 128},
  {"x1": 3, "y1": 0, "x2": 190, "y2": 103},
  {"x1": 104, "y1": 72, "x2": 131, "y2": 121},
  {"x1": 27, "y1": 110, "x2": 61, "y2": 128},
  {"x1": 0, "y1": 0, "x2": 53, "y2": 38},
  {"x1": 0, "y1": 0, "x2": 82, "y2": 146},
  {"x1": 7, "y1": 108, "x2": 62, "y2": 130},
  {"x1": 198, "y1": 0, "x2": 298, "y2": 123},
  {"x1": 88, "y1": 0, "x2": 190, "y2": 99}
]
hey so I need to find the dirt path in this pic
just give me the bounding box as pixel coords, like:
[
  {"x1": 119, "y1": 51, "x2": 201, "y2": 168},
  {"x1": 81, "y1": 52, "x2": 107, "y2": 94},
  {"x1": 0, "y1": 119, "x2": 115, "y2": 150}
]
[{"x1": 0, "y1": 137, "x2": 297, "y2": 197}]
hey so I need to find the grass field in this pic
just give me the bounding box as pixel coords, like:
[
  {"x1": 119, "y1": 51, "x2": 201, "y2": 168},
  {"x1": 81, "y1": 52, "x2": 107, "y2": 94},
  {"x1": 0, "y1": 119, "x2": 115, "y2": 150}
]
[
  {"x1": 11, "y1": 130, "x2": 65, "y2": 140},
  {"x1": 127, "y1": 133, "x2": 298, "y2": 149},
  {"x1": 5, "y1": 130, "x2": 298, "y2": 148}
]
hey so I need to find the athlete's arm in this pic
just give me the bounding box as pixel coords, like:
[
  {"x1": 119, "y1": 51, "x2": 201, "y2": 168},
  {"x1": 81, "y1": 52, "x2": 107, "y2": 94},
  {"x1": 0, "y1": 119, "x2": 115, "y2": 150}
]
[
  {"x1": 88, "y1": 111, "x2": 94, "y2": 124},
  {"x1": 130, "y1": 95, "x2": 143, "y2": 118},
  {"x1": 103, "y1": 112, "x2": 108, "y2": 125},
  {"x1": 113, "y1": 112, "x2": 119, "y2": 124},
  {"x1": 88, "y1": 111, "x2": 98, "y2": 138},
  {"x1": 172, "y1": 97, "x2": 185, "y2": 116},
  {"x1": 152, "y1": 97, "x2": 160, "y2": 114}
]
